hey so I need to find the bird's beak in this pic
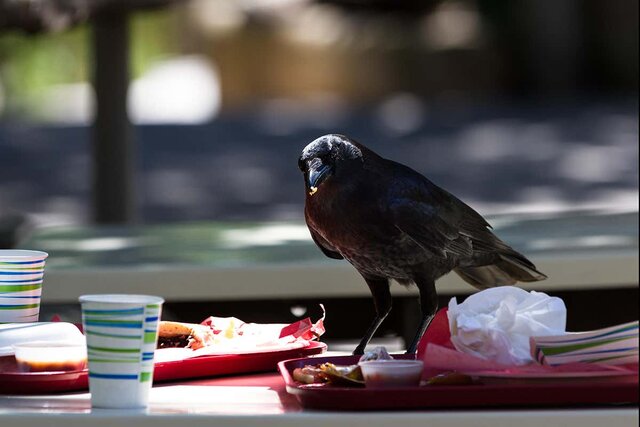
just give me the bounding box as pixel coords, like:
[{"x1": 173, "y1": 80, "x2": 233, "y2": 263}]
[{"x1": 306, "y1": 158, "x2": 332, "y2": 196}]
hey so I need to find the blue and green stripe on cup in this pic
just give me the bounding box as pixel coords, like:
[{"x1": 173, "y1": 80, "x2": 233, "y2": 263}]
[
  {"x1": 81, "y1": 300, "x2": 162, "y2": 383},
  {"x1": 0, "y1": 252, "x2": 47, "y2": 323}
]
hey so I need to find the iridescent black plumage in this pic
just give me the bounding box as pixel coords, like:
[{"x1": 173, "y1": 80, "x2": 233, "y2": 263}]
[{"x1": 299, "y1": 134, "x2": 547, "y2": 355}]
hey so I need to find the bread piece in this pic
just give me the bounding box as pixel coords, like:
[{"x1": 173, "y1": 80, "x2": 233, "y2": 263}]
[{"x1": 157, "y1": 321, "x2": 215, "y2": 350}]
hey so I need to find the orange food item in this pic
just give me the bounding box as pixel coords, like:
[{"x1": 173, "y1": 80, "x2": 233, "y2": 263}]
[{"x1": 16, "y1": 359, "x2": 86, "y2": 372}]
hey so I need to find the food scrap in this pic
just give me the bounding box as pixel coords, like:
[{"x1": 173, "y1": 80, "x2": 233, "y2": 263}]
[
  {"x1": 291, "y1": 346, "x2": 475, "y2": 388},
  {"x1": 154, "y1": 309, "x2": 326, "y2": 360},
  {"x1": 293, "y1": 363, "x2": 364, "y2": 386},
  {"x1": 157, "y1": 321, "x2": 214, "y2": 350}
]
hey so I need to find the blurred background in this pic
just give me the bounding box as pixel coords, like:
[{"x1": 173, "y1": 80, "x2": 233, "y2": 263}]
[{"x1": 0, "y1": 0, "x2": 638, "y2": 349}]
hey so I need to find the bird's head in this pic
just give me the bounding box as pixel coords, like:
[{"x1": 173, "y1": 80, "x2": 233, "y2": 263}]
[{"x1": 298, "y1": 134, "x2": 364, "y2": 196}]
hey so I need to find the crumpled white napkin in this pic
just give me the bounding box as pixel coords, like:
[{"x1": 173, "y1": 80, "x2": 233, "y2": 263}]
[{"x1": 447, "y1": 286, "x2": 567, "y2": 365}]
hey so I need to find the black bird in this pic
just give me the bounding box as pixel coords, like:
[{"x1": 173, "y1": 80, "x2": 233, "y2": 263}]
[{"x1": 299, "y1": 134, "x2": 547, "y2": 355}]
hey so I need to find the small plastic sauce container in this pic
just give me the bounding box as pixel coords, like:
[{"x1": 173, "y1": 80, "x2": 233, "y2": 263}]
[
  {"x1": 359, "y1": 359, "x2": 424, "y2": 388},
  {"x1": 13, "y1": 341, "x2": 87, "y2": 372}
]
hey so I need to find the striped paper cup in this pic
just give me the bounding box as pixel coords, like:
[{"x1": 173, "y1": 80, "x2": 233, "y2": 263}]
[
  {"x1": 0, "y1": 250, "x2": 48, "y2": 323},
  {"x1": 79, "y1": 294, "x2": 164, "y2": 409}
]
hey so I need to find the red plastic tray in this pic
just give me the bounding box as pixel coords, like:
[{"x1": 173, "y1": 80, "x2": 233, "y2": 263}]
[
  {"x1": 0, "y1": 356, "x2": 88, "y2": 394},
  {"x1": 0, "y1": 341, "x2": 326, "y2": 394},
  {"x1": 278, "y1": 354, "x2": 639, "y2": 411}
]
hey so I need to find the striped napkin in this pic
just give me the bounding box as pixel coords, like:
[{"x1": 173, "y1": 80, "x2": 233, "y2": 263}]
[{"x1": 530, "y1": 321, "x2": 639, "y2": 366}]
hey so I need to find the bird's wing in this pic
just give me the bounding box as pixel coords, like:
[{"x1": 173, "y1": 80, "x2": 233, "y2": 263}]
[
  {"x1": 391, "y1": 198, "x2": 473, "y2": 260},
  {"x1": 308, "y1": 228, "x2": 344, "y2": 260},
  {"x1": 428, "y1": 187, "x2": 513, "y2": 255}
]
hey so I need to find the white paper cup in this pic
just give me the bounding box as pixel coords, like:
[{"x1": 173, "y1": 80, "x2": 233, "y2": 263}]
[
  {"x1": 0, "y1": 250, "x2": 48, "y2": 323},
  {"x1": 79, "y1": 294, "x2": 164, "y2": 409}
]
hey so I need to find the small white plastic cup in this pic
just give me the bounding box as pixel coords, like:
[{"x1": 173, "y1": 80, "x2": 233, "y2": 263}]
[
  {"x1": 13, "y1": 341, "x2": 87, "y2": 372},
  {"x1": 359, "y1": 360, "x2": 424, "y2": 388},
  {"x1": 0, "y1": 250, "x2": 48, "y2": 323},
  {"x1": 79, "y1": 294, "x2": 164, "y2": 409}
]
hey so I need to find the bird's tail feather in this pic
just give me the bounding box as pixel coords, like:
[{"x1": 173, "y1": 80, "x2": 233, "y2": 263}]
[
  {"x1": 455, "y1": 251, "x2": 547, "y2": 290},
  {"x1": 495, "y1": 253, "x2": 547, "y2": 282}
]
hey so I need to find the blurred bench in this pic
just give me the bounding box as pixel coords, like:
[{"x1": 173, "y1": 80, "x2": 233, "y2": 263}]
[
  {"x1": 23, "y1": 210, "x2": 638, "y2": 304},
  {"x1": 23, "y1": 209, "x2": 638, "y2": 346}
]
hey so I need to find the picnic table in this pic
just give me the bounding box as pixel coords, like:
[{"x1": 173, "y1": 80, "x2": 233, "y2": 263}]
[{"x1": 1, "y1": 211, "x2": 638, "y2": 425}]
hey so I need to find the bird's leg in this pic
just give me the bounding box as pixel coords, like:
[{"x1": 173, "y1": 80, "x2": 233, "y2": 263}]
[
  {"x1": 353, "y1": 277, "x2": 391, "y2": 355},
  {"x1": 405, "y1": 278, "x2": 438, "y2": 355}
]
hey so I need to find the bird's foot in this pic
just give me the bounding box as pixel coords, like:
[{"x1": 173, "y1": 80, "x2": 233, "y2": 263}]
[
  {"x1": 404, "y1": 348, "x2": 418, "y2": 359},
  {"x1": 352, "y1": 346, "x2": 365, "y2": 356}
]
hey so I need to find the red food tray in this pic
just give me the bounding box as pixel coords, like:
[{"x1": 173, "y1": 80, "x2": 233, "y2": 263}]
[
  {"x1": 278, "y1": 354, "x2": 639, "y2": 411},
  {"x1": 0, "y1": 341, "x2": 326, "y2": 394}
]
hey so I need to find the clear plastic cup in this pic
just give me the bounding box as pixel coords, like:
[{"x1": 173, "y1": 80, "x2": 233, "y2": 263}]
[
  {"x1": 359, "y1": 360, "x2": 424, "y2": 388},
  {"x1": 13, "y1": 341, "x2": 87, "y2": 372}
]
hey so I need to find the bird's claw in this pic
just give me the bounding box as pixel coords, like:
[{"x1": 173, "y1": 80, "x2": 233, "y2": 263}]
[
  {"x1": 352, "y1": 346, "x2": 365, "y2": 356},
  {"x1": 404, "y1": 349, "x2": 418, "y2": 358}
]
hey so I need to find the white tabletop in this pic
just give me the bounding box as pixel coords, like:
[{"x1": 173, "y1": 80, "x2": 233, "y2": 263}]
[{"x1": 0, "y1": 373, "x2": 637, "y2": 427}]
